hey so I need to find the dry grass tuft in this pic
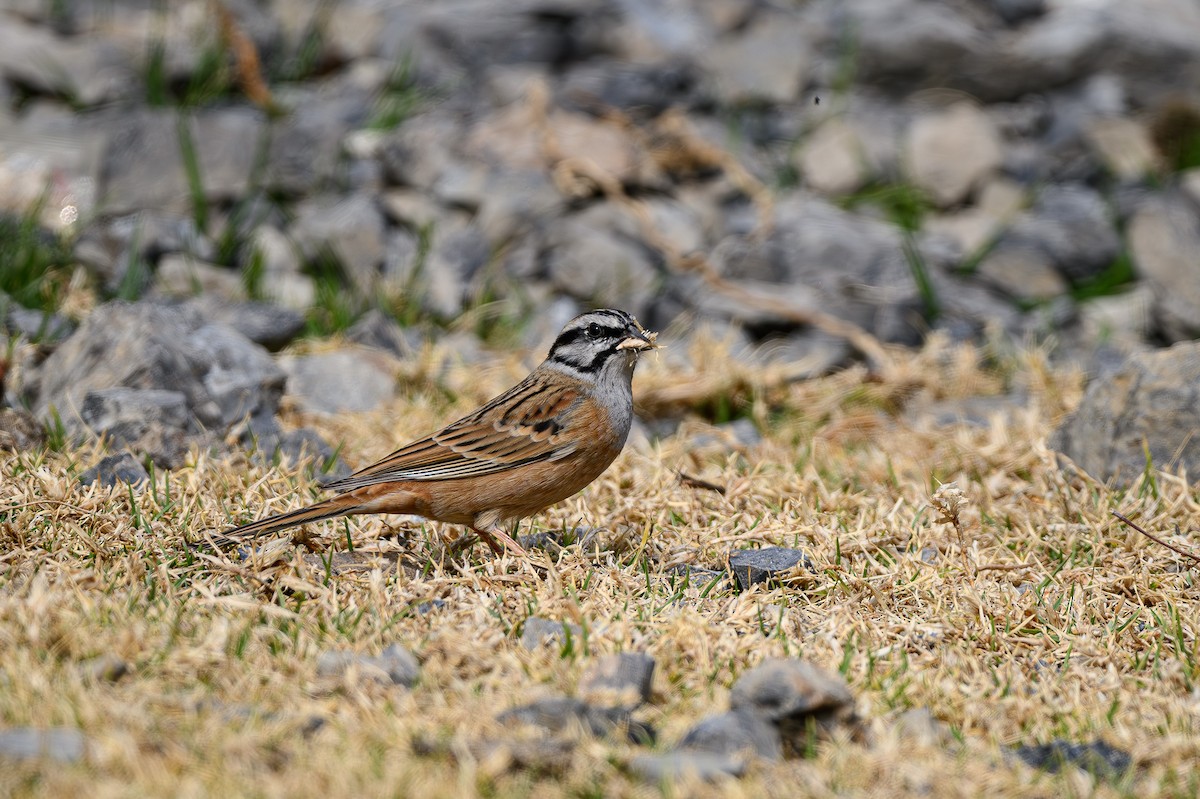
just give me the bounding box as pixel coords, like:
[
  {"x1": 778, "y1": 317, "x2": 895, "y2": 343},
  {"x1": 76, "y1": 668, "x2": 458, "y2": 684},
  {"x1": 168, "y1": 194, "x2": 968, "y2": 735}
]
[{"x1": 3, "y1": 336, "x2": 1200, "y2": 797}]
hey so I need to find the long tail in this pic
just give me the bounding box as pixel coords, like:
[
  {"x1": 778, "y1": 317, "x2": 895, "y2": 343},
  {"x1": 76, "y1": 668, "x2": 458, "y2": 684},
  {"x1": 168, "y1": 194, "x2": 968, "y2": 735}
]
[{"x1": 207, "y1": 495, "x2": 364, "y2": 548}]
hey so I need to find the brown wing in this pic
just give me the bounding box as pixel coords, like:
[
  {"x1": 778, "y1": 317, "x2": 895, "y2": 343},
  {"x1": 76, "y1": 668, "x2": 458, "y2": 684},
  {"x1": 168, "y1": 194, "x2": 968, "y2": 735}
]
[{"x1": 321, "y1": 374, "x2": 581, "y2": 493}]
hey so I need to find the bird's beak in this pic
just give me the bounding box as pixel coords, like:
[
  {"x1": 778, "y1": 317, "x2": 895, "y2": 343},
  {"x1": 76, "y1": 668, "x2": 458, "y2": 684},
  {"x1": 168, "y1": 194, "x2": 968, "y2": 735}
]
[{"x1": 616, "y1": 324, "x2": 659, "y2": 352}]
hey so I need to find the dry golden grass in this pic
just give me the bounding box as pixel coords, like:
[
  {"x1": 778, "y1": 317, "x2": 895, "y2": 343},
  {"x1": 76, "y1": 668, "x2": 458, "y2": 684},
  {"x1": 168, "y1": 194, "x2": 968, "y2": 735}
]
[{"x1": 3, "y1": 332, "x2": 1200, "y2": 798}]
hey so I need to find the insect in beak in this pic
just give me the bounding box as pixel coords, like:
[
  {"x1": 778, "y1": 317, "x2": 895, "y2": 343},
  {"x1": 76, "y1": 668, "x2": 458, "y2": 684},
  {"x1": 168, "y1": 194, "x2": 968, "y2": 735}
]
[{"x1": 616, "y1": 327, "x2": 659, "y2": 351}]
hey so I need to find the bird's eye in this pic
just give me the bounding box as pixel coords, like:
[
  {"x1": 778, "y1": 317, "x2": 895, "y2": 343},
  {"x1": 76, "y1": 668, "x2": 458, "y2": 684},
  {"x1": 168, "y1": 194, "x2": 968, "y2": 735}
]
[{"x1": 586, "y1": 323, "x2": 603, "y2": 339}]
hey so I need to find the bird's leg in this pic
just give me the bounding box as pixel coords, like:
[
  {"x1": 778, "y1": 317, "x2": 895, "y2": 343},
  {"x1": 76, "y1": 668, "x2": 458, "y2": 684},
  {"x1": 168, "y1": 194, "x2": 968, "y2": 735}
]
[{"x1": 470, "y1": 524, "x2": 527, "y2": 557}]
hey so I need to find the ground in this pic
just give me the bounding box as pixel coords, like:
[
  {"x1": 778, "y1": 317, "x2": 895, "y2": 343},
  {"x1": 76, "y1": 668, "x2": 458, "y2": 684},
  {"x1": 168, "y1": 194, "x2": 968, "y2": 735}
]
[{"x1": 2, "y1": 333, "x2": 1199, "y2": 798}]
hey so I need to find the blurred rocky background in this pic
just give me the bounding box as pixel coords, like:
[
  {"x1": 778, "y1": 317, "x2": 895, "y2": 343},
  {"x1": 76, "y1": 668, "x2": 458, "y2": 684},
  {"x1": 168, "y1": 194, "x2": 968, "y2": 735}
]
[{"x1": 2, "y1": 0, "x2": 1200, "y2": 480}]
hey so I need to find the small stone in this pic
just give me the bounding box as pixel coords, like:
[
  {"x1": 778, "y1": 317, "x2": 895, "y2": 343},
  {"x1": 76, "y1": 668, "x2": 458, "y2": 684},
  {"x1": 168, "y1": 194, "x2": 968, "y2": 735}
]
[
  {"x1": 2, "y1": 301, "x2": 75, "y2": 342},
  {"x1": 705, "y1": 12, "x2": 811, "y2": 104},
  {"x1": 517, "y1": 526, "x2": 601, "y2": 554},
  {"x1": 547, "y1": 110, "x2": 642, "y2": 186},
  {"x1": 346, "y1": 310, "x2": 423, "y2": 359},
  {"x1": 1085, "y1": 117, "x2": 1161, "y2": 180},
  {"x1": 78, "y1": 452, "x2": 149, "y2": 489},
  {"x1": 728, "y1": 547, "x2": 815, "y2": 590},
  {"x1": 893, "y1": 707, "x2": 955, "y2": 748},
  {"x1": 1078, "y1": 286, "x2": 1154, "y2": 343},
  {"x1": 470, "y1": 737, "x2": 576, "y2": 775},
  {"x1": 272, "y1": 429, "x2": 349, "y2": 478},
  {"x1": 666, "y1": 564, "x2": 726, "y2": 588},
  {"x1": 1049, "y1": 341, "x2": 1200, "y2": 482},
  {"x1": 975, "y1": 245, "x2": 1069, "y2": 302},
  {"x1": 153, "y1": 254, "x2": 245, "y2": 300},
  {"x1": 677, "y1": 709, "x2": 781, "y2": 761},
  {"x1": 906, "y1": 103, "x2": 1003, "y2": 207},
  {"x1": 0, "y1": 408, "x2": 46, "y2": 451},
  {"x1": 79, "y1": 387, "x2": 191, "y2": 467},
  {"x1": 543, "y1": 208, "x2": 660, "y2": 318},
  {"x1": 520, "y1": 617, "x2": 584, "y2": 651},
  {"x1": 291, "y1": 194, "x2": 387, "y2": 298},
  {"x1": 79, "y1": 655, "x2": 130, "y2": 683},
  {"x1": 415, "y1": 599, "x2": 446, "y2": 615},
  {"x1": 380, "y1": 189, "x2": 445, "y2": 229},
  {"x1": 420, "y1": 225, "x2": 491, "y2": 318},
  {"x1": 279, "y1": 349, "x2": 398, "y2": 414},
  {"x1": 497, "y1": 697, "x2": 654, "y2": 744},
  {"x1": 797, "y1": 118, "x2": 868, "y2": 196},
  {"x1": 183, "y1": 298, "x2": 305, "y2": 352},
  {"x1": 1128, "y1": 193, "x2": 1200, "y2": 340},
  {"x1": 1014, "y1": 739, "x2": 1132, "y2": 780},
  {"x1": 629, "y1": 751, "x2": 745, "y2": 781},
  {"x1": 316, "y1": 643, "x2": 419, "y2": 687},
  {"x1": 579, "y1": 653, "x2": 655, "y2": 709},
  {"x1": 0, "y1": 728, "x2": 87, "y2": 763},
  {"x1": 729, "y1": 659, "x2": 856, "y2": 753}
]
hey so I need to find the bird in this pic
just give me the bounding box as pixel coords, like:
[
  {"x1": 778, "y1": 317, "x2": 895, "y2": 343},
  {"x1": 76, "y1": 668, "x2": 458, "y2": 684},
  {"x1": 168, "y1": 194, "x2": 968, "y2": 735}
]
[{"x1": 214, "y1": 309, "x2": 659, "y2": 557}]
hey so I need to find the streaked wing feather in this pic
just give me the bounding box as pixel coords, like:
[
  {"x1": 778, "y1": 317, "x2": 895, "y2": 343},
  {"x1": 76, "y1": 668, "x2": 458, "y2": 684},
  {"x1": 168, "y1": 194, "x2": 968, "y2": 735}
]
[{"x1": 322, "y1": 376, "x2": 581, "y2": 492}]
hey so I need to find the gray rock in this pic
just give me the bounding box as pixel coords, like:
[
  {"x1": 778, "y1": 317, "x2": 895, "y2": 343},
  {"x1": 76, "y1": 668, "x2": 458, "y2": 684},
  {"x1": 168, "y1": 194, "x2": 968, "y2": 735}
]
[
  {"x1": 99, "y1": 108, "x2": 264, "y2": 215},
  {"x1": 666, "y1": 564, "x2": 726, "y2": 588},
  {"x1": 797, "y1": 118, "x2": 871, "y2": 197},
  {"x1": 998, "y1": 184, "x2": 1119, "y2": 285},
  {"x1": 79, "y1": 387, "x2": 191, "y2": 467},
  {"x1": 628, "y1": 751, "x2": 746, "y2": 781},
  {"x1": 189, "y1": 323, "x2": 287, "y2": 429},
  {"x1": 558, "y1": 60, "x2": 699, "y2": 117},
  {"x1": 497, "y1": 697, "x2": 654, "y2": 744},
  {"x1": 291, "y1": 194, "x2": 387, "y2": 298},
  {"x1": 265, "y1": 78, "x2": 373, "y2": 195},
  {"x1": 520, "y1": 617, "x2": 584, "y2": 651},
  {"x1": 316, "y1": 643, "x2": 420, "y2": 687},
  {"x1": 607, "y1": 0, "x2": 720, "y2": 62},
  {"x1": 1014, "y1": 739, "x2": 1132, "y2": 780},
  {"x1": 517, "y1": 526, "x2": 601, "y2": 554},
  {"x1": 1, "y1": 301, "x2": 74, "y2": 343},
  {"x1": 729, "y1": 659, "x2": 856, "y2": 753},
  {"x1": 379, "y1": 111, "x2": 464, "y2": 191},
  {"x1": 242, "y1": 418, "x2": 348, "y2": 478},
  {"x1": 78, "y1": 452, "x2": 150, "y2": 489},
  {"x1": 1128, "y1": 193, "x2": 1200, "y2": 340},
  {"x1": 74, "y1": 212, "x2": 212, "y2": 295},
  {"x1": 380, "y1": 189, "x2": 447, "y2": 230},
  {"x1": 0, "y1": 408, "x2": 45, "y2": 451},
  {"x1": 975, "y1": 244, "x2": 1070, "y2": 302},
  {"x1": 22, "y1": 301, "x2": 284, "y2": 437},
  {"x1": 420, "y1": 224, "x2": 491, "y2": 318},
  {"x1": 893, "y1": 707, "x2": 956, "y2": 748},
  {"x1": 1077, "y1": 286, "x2": 1154, "y2": 345},
  {"x1": 79, "y1": 654, "x2": 131, "y2": 683},
  {"x1": 544, "y1": 205, "x2": 661, "y2": 318},
  {"x1": 579, "y1": 653, "x2": 655, "y2": 709},
  {"x1": 926, "y1": 269, "x2": 1022, "y2": 341},
  {"x1": 279, "y1": 349, "x2": 397, "y2": 414},
  {"x1": 677, "y1": 709, "x2": 782, "y2": 761},
  {"x1": 754, "y1": 331, "x2": 852, "y2": 380},
  {"x1": 0, "y1": 17, "x2": 135, "y2": 106},
  {"x1": 1049, "y1": 342, "x2": 1200, "y2": 482},
  {"x1": 182, "y1": 297, "x2": 305, "y2": 352},
  {"x1": 905, "y1": 103, "x2": 1003, "y2": 207},
  {"x1": 467, "y1": 737, "x2": 576, "y2": 773},
  {"x1": 705, "y1": 12, "x2": 812, "y2": 104},
  {"x1": 751, "y1": 193, "x2": 923, "y2": 345},
  {"x1": 346, "y1": 310, "x2": 424, "y2": 359},
  {"x1": 831, "y1": 0, "x2": 983, "y2": 96},
  {"x1": 475, "y1": 168, "x2": 564, "y2": 243},
  {"x1": 152, "y1": 255, "x2": 245, "y2": 300},
  {"x1": 728, "y1": 548, "x2": 815, "y2": 590},
  {"x1": 0, "y1": 727, "x2": 87, "y2": 763}
]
